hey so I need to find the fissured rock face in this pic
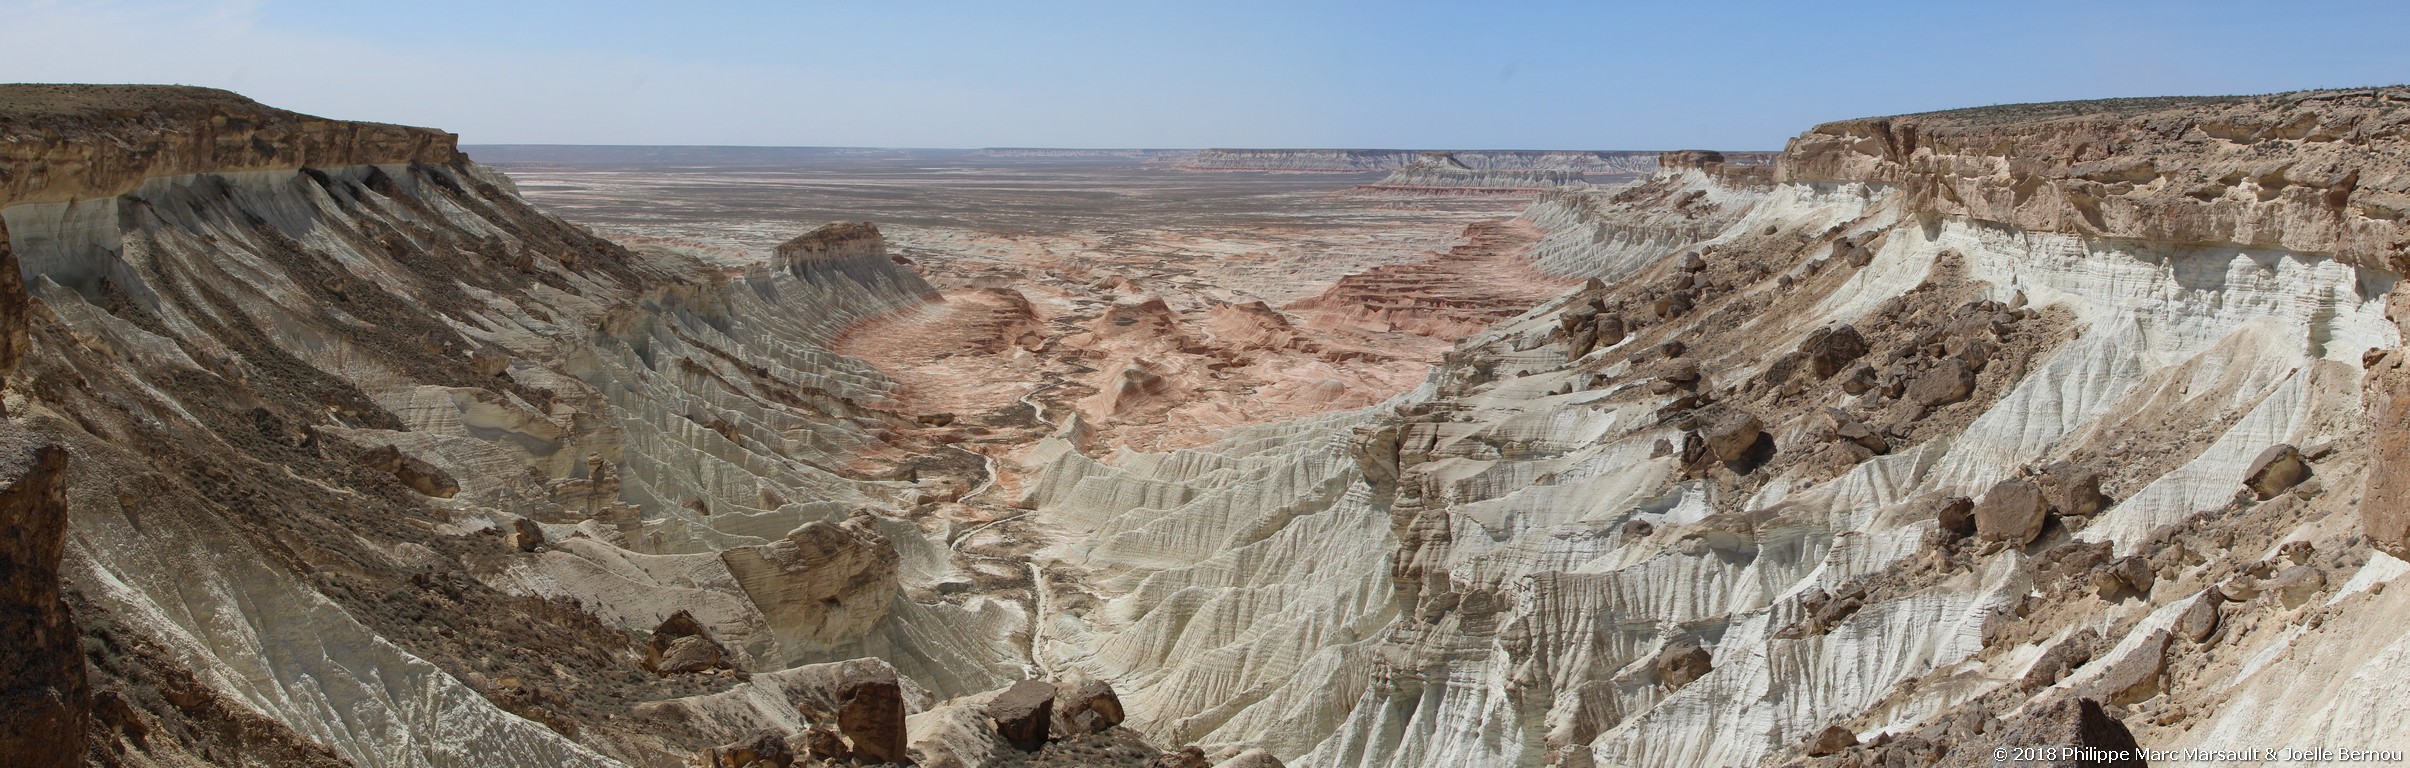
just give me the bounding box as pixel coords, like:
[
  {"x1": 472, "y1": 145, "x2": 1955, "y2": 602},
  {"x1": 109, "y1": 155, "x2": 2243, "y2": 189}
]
[
  {"x1": 0, "y1": 426, "x2": 85, "y2": 768},
  {"x1": 1779, "y1": 88, "x2": 2410, "y2": 273},
  {"x1": 0, "y1": 84, "x2": 459, "y2": 207}
]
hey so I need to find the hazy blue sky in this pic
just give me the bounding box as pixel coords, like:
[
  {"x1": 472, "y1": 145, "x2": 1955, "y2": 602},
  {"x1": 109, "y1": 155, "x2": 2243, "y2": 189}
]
[{"x1": 7, "y1": 0, "x2": 2407, "y2": 149}]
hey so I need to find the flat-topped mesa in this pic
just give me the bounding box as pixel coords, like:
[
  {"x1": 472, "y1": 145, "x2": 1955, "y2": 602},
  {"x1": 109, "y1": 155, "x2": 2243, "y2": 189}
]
[
  {"x1": 768, "y1": 221, "x2": 938, "y2": 298},
  {"x1": 775, "y1": 221, "x2": 887, "y2": 267},
  {"x1": 1360, "y1": 152, "x2": 1588, "y2": 193},
  {"x1": 0, "y1": 84, "x2": 461, "y2": 207},
  {"x1": 1776, "y1": 87, "x2": 2410, "y2": 271}
]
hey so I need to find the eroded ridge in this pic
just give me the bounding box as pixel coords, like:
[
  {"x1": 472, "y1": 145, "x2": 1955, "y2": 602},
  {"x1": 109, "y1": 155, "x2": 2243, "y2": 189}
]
[{"x1": 1013, "y1": 88, "x2": 2410, "y2": 768}]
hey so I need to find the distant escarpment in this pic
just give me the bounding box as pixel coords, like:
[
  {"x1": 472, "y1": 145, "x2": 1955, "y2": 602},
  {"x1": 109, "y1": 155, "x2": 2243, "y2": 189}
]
[
  {"x1": 1356, "y1": 152, "x2": 1589, "y2": 194},
  {"x1": 1178, "y1": 148, "x2": 1659, "y2": 174}
]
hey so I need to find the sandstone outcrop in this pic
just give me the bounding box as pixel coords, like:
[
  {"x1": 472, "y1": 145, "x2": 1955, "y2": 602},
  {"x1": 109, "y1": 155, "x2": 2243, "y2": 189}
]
[
  {"x1": 705, "y1": 731, "x2": 795, "y2": 768},
  {"x1": 720, "y1": 518, "x2": 902, "y2": 654},
  {"x1": 1778, "y1": 88, "x2": 2410, "y2": 272},
  {"x1": 1974, "y1": 478, "x2": 2049, "y2": 546},
  {"x1": 1652, "y1": 640, "x2": 1714, "y2": 690},
  {"x1": 0, "y1": 84, "x2": 459, "y2": 207},
  {"x1": 2242, "y1": 443, "x2": 2309, "y2": 499},
  {"x1": 1804, "y1": 724, "x2": 1857, "y2": 756},
  {"x1": 834, "y1": 661, "x2": 911, "y2": 763},
  {"x1": 1056, "y1": 678, "x2": 1126, "y2": 735},
  {"x1": 646, "y1": 610, "x2": 732, "y2": 675},
  {"x1": 356, "y1": 444, "x2": 461, "y2": 498}
]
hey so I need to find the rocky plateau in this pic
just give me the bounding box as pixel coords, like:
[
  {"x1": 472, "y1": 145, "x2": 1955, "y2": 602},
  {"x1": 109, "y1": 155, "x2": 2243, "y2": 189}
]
[{"x1": 5, "y1": 81, "x2": 2410, "y2": 768}]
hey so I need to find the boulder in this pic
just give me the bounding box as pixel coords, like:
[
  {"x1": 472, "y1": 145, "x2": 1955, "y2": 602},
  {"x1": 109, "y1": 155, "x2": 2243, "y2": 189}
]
[
  {"x1": 1675, "y1": 251, "x2": 1706, "y2": 272},
  {"x1": 835, "y1": 663, "x2": 908, "y2": 763},
  {"x1": 1164, "y1": 746, "x2": 1212, "y2": 768},
  {"x1": 658, "y1": 636, "x2": 724, "y2": 675},
  {"x1": 1933, "y1": 496, "x2": 1977, "y2": 538},
  {"x1": 1055, "y1": 678, "x2": 1125, "y2": 735},
  {"x1": 1973, "y1": 478, "x2": 2049, "y2": 546},
  {"x1": 705, "y1": 731, "x2": 793, "y2": 768},
  {"x1": 1653, "y1": 640, "x2": 1713, "y2": 690},
  {"x1": 2217, "y1": 574, "x2": 2262, "y2": 602},
  {"x1": 510, "y1": 517, "x2": 545, "y2": 552},
  {"x1": 1805, "y1": 724, "x2": 1858, "y2": 756},
  {"x1": 2176, "y1": 594, "x2": 2222, "y2": 643},
  {"x1": 1906, "y1": 359, "x2": 1977, "y2": 406},
  {"x1": 469, "y1": 349, "x2": 511, "y2": 377},
  {"x1": 1652, "y1": 290, "x2": 1695, "y2": 318},
  {"x1": 1823, "y1": 409, "x2": 1889, "y2": 454},
  {"x1": 719, "y1": 519, "x2": 900, "y2": 649},
  {"x1": 988, "y1": 678, "x2": 1055, "y2": 751},
  {"x1": 798, "y1": 727, "x2": 846, "y2": 762},
  {"x1": 1983, "y1": 698, "x2": 2146, "y2": 768},
  {"x1": 2090, "y1": 555, "x2": 2153, "y2": 599},
  {"x1": 1592, "y1": 315, "x2": 1627, "y2": 349},
  {"x1": 1839, "y1": 364, "x2": 1877, "y2": 395},
  {"x1": 1702, "y1": 411, "x2": 1766, "y2": 464},
  {"x1": 2243, "y1": 444, "x2": 2310, "y2": 500},
  {"x1": 1219, "y1": 749, "x2": 1288, "y2": 768},
  {"x1": 355, "y1": 444, "x2": 460, "y2": 499},
  {"x1": 1946, "y1": 336, "x2": 1995, "y2": 372},
  {"x1": 2268, "y1": 565, "x2": 2326, "y2": 608},
  {"x1": 2035, "y1": 461, "x2": 2109, "y2": 517},
  {"x1": 2020, "y1": 628, "x2": 2099, "y2": 690},
  {"x1": 644, "y1": 611, "x2": 729, "y2": 675},
  {"x1": 2111, "y1": 556, "x2": 2155, "y2": 596},
  {"x1": 1800, "y1": 325, "x2": 1870, "y2": 378},
  {"x1": 2088, "y1": 630, "x2": 2171, "y2": 705},
  {"x1": 1623, "y1": 519, "x2": 1655, "y2": 538}
]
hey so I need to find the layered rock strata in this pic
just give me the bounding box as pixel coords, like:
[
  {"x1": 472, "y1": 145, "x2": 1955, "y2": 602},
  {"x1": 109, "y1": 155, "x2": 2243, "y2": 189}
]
[
  {"x1": 1020, "y1": 89, "x2": 2410, "y2": 767},
  {"x1": 1356, "y1": 153, "x2": 1589, "y2": 194},
  {"x1": 0, "y1": 85, "x2": 1017, "y2": 766}
]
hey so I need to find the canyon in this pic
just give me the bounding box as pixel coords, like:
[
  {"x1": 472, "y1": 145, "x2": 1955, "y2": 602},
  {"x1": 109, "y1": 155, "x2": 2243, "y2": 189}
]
[{"x1": 4, "y1": 81, "x2": 2410, "y2": 768}]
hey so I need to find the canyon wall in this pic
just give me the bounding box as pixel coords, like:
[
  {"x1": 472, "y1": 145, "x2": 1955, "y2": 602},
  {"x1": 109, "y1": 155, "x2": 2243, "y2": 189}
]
[
  {"x1": 15, "y1": 82, "x2": 2410, "y2": 768},
  {"x1": 1025, "y1": 88, "x2": 2410, "y2": 767},
  {"x1": 0, "y1": 85, "x2": 1027, "y2": 767}
]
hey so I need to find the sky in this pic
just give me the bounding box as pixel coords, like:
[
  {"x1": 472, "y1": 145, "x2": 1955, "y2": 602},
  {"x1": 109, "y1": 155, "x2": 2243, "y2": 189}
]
[{"x1": 5, "y1": 0, "x2": 2408, "y2": 150}]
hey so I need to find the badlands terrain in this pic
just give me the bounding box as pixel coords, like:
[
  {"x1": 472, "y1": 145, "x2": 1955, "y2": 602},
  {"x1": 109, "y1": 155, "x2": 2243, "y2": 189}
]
[{"x1": 6, "y1": 81, "x2": 2410, "y2": 768}]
